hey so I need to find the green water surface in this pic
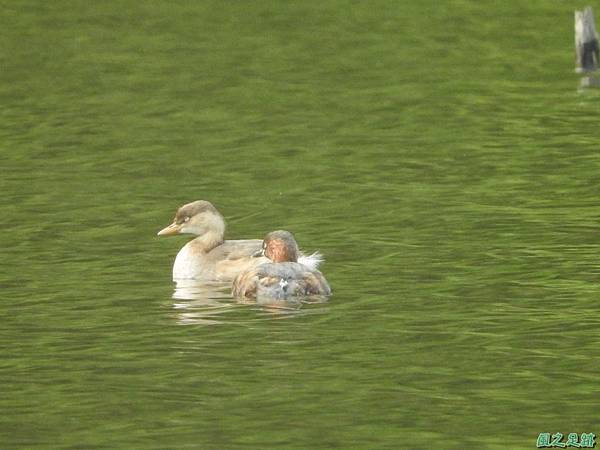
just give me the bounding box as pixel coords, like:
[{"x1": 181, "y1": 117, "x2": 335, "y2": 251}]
[{"x1": 2, "y1": 1, "x2": 599, "y2": 449}]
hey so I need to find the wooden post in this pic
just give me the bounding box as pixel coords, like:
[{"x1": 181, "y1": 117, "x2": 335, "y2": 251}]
[{"x1": 575, "y1": 6, "x2": 599, "y2": 72}]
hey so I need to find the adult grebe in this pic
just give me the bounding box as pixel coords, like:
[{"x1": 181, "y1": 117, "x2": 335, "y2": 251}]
[{"x1": 232, "y1": 230, "x2": 330, "y2": 300}]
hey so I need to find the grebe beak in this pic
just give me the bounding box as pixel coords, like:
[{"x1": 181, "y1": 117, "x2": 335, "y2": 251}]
[{"x1": 157, "y1": 222, "x2": 182, "y2": 236}]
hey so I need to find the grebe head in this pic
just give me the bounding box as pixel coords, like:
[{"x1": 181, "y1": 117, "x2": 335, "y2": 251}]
[
  {"x1": 157, "y1": 200, "x2": 225, "y2": 237},
  {"x1": 256, "y1": 230, "x2": 299, "y2": 263}
]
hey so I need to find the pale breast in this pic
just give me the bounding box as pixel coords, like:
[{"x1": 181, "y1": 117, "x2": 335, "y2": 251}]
[{"x1": 173, "y1": 241, "x2": 211, "y2": 280}]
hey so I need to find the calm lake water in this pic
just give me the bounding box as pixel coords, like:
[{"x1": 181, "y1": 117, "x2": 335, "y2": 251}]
[{"x1": 2, "y1": 1, "x2": 600, "y2": 449}]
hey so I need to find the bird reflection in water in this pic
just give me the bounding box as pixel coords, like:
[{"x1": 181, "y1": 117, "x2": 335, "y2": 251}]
[
  {"x1": 172, "y1": 279, "x2": 234, "y2": 325},
  {"x1": 171, "y1": 279, "x2": 328, "y2": 325}
]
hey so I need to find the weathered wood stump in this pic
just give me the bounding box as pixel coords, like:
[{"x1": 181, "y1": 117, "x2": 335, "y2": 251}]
[{"x1": 575, "y1": 6, "x2": 599, "y2": 72}]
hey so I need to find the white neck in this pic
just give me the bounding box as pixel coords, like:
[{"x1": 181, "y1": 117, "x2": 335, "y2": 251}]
[
  {"x1": 191, "y1": 229, "x2": 224, "y2": 252},
  {"x1": 181, "y1": 212, "x2": 226, "y2": 252}
]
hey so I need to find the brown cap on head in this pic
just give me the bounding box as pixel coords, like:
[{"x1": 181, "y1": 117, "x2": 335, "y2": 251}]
[
  {"x1": 174, "y1": 200, "x2": 220, "y2": 224},
  {"x1": 157, "y1": 200, "x2": 222, "y2": 236},
  {"x1": 263, "y1": 230, "x2": 299, "y2": 262}
]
